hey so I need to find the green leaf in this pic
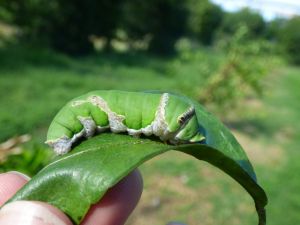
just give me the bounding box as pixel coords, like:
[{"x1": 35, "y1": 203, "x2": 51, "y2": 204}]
[{"x1": 5, "y1": 102, "x2": 267, "y2": 225}]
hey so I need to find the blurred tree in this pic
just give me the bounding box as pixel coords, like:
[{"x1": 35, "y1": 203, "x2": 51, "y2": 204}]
[
  {"x1": 279, "y1": 16, "x2": 300, "y2": 64},
  {"x1": 264, "y1": 17, "x2": 286, "y2": 41},
  {"x1": 188, "y1": 0, "x2": 224, "y2": 45},
  {"x1": 199, "y1": 26, "x2": 270, "y2": 114},
  {"x1": 121, "y1": 0, "x2": 188, "y2": 55},
  {"x1": 0, "y1": 4, "x2": 13, "y2": 22},
  {"x1": 218, "y1": 8, "x2": 266, "y2": 39},
  {"x1": 0, "y1": 0, "x2": 122, "y2": 55}
]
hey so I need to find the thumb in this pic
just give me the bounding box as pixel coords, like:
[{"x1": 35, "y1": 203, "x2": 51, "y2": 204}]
[
  {"x1": 0, "y1": 201, "x2": 73, "y2": 225},
  {"x1": 0, "y1": 172, "x2": 72, "y2": 225}
]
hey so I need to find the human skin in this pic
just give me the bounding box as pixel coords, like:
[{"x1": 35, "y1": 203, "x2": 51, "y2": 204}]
[{"x1": 0, "y1": 170, "x2": 143, "y2": 225}]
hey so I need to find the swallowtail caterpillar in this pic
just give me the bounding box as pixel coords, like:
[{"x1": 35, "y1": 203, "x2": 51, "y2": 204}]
[{"x1": 46, "y1": 90, "x2": 206, "y2": 155}]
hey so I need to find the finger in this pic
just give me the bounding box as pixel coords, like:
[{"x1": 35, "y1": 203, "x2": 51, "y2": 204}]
[
  {"x1": 0, "y1": 200, "x2": 73, "y2": 225},
  {"x1": 0, "y1": 172, "x2": 73, "y2": 225},
  {"x1": 81, "y1": 169, "x2": 143, "y2": 225},
  {"x1": 0, "y1": 172, "x2": 30, "y2": 206}
]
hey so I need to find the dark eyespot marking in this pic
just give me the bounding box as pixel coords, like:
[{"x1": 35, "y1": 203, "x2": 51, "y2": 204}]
[{"x1": 177, "y1": 107, "x2": 195, "y2": 125}]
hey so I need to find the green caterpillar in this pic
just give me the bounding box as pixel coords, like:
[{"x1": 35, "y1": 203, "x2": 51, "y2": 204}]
[{"x1": 46, "y1": 90, "x2": 206, "y2": 155}]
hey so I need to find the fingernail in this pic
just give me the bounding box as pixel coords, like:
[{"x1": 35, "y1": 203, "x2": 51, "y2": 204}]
[
  {"x1": 6, "y1": 171, "x2": 31, "y2": 181},
  {"x1": 0, "y1": 201, "x2": 69, "y2": 225}
]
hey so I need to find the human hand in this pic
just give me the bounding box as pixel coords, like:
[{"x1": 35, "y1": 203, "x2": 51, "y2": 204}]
[{"x1": 0, "y1": 170, "x2": 143, "y2": 225}]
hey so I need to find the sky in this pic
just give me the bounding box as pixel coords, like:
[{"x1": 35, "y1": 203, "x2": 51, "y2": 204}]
[{"x1": 211, "y1": 0, "x2": 300, "y2": 20}]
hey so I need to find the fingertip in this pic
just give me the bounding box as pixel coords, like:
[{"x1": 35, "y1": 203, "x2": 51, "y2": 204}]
[
  {"x1": 81, "y1": 169, "x2": 143, "y2": 225},
  {"x1": 6, "y1": 171, "x2": 31, "y2": 180},
  {"x1": 0, "y1": 200, "x2": 73, "y2": 225},
  {"x1": 0, "y1": 172, "x2": 30, "y2": 206},
  {"x1": 34, "y1": 201, "x2": 73, "y2": 225},
  {"x1": 0, "y1": 172, "x2": 72, "y2": 225}
]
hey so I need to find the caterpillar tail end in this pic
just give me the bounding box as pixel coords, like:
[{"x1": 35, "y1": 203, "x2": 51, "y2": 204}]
[{"x1": 45, "y1": 136, "x2": 72, "y2": 155}]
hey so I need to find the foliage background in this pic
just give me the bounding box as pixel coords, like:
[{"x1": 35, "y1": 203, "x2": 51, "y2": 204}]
[{"x1": 0, "y1": 1, "x2": 299, "y2": 224}]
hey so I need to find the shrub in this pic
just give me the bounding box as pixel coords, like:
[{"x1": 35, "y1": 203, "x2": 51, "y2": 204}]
[
  {"x1": 279, "y1": 16, "x2": 300, "y2": 64},
  {"x1": 199, "y1": 26, "x2": 272, "y2": 113}
]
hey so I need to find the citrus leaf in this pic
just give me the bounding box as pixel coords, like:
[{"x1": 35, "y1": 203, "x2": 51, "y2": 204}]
[
  {"x1": 6, "y1": 134, "x2": 170, "y2": 223},
  {"x1": 6, "y1": 103, "x2": 267, "y2": 225}
]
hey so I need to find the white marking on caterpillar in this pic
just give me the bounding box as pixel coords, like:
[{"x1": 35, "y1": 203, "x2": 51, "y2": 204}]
[
  {"x1": 151, "y1": 93, "x2": 172, "y2": 140},
  {"x1": 47, "y1": 96, "x2": 129, "y2": 155},
  {"x1": 88, "y1": 95, "x2": 128, "y2": 133},
  {"x1": 96, "y1": 125, "x2": 110, "y2": 132},
  {"x1": 71, "y1": 100, "x2": 86, "y2": 107},
  {"x1": 46, "y1": 117, "x2": 97, "y2": 155},
  {"x1": 86, "y1": 93, "x2": 171, "y2": 140},
  {"x1": 77, "y1": 116, "x2": 97, "y2": 138},
  {"x1": 126, "y1": 93, "x2": 171, "y2": 140},
  {"x1": 46, "y1": 136, "x2": 73, "y2": 155}
]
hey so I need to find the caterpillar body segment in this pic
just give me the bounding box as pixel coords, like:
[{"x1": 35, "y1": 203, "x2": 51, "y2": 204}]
[{"x1": 46, "y1": 90, "x2": 206, "y2": 155}]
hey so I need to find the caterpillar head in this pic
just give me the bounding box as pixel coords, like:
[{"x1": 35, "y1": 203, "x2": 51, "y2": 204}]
[{"x1": 168, "y1": 106, "x2": 205, "y2": 144}]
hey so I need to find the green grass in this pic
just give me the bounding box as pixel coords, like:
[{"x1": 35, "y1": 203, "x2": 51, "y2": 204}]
[
  {"x1": 133, "y1": 63, "x2": 300, "y2": 225},
  {"x1": 1, "y1": 43, "x2": 299, "y2": 225},
  {"x1": 258, "y1": 67, "x2": 300, "y2": 225},
  {"x1": 129, "y1": 62, "x2": 300, "y2": 225}
]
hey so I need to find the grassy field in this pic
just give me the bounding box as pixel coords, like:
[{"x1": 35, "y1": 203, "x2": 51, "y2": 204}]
[
  {"x1": 128, "y1": 66, "x2": 300, "y2": 225},
  {"x1": 0, "y1": 44, "x2": 299, "y2": 225}
]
